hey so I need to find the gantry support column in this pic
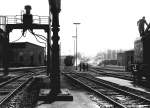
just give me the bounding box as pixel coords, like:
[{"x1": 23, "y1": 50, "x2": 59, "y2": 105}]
[{"x1": 2, "y1": 31, "x2": 9, "y2": 76}]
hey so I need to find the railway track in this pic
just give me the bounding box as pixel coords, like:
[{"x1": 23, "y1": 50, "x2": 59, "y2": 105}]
[
  {"x1": 0, "y1": 67, "x2": 46, "y2": 85},
  {"x1": 64, "y1": 72, "x2": 150, "y2": 107},
  {"x1": 0, "y1": 69, "x2": 45, "y2": 107},
  {"x1": 90, "y1": 67, "x2": 133, "y2": 81},
  {"x1": 0, "y1": 66, "x2": 46, "y2": 73}
]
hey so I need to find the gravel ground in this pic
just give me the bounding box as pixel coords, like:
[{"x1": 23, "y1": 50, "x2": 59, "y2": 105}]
[{"x1": 1, "y1": 78, "x2": 41, "y2": 108}]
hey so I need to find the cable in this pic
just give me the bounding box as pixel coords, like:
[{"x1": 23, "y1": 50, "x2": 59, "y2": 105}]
[
  {"x1": 30, "y1": 30, "x2": 52, "y2": 50},
  {"x1": 28, "y1": 29, "x2": 46, "y2": 45},
  {"x1": 34, "y1": 34, "x2": 47, "y2": 41},
  {"x1": 31, "y1": 31, "x2": 47, "y2": 42},
  {"x1": 30, "y1": 30, "x2": 47, "y2": 41},
  {"x1": 11, "y1": 30, "x2": 26, "y2": 42},
  {"x1": 34, "y1": 33, "x2": 47, "y2": 40},
  {"x1": 28, "y1": 29, "x2": 47, "y2": 59},
  {"x1": 29, "y1": 30, "x2": 52, "y2": 51}
]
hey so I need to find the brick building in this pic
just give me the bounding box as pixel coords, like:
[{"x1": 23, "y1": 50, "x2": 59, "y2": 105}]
[
  {"x1": 9, "y1": 42, "x2": 45, "y2": 67},
  {"x1": 117, "y1": 52, "x2": 125, "y2": 66},
  {"x1": 124, "y1": 50, "x2": 134, "y2": 71}
]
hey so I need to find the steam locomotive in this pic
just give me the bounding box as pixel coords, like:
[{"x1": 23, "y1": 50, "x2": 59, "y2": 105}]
[{"x1": 132, "y1": 32, "x2": 150, "y2": 82}]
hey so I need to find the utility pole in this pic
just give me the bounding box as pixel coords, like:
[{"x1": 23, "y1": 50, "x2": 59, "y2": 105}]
[
  {"x1": 73, "y1": 23, "x2": 80, "y2": 70},
  {"x1": 72, "y1": 36, "x2": 76, "y2": 69}
]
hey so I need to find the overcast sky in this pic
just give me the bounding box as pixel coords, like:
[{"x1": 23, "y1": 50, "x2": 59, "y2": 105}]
[{"x1": 0, "y1": 0, "x2": 150, "y2": 57}]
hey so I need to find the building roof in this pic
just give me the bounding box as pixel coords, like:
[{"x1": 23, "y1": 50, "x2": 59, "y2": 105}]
[
  {"x1": 10, "y1": 42, "x2": 44, "y2": 49},
  {"x1": 125, "y1": 49, "x2": 134, "y2": 53}
]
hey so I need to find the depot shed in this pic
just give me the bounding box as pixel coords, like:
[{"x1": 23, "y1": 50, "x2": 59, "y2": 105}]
[{"x1": 9, "y1": 42, "x2": 45, "y2": 67}]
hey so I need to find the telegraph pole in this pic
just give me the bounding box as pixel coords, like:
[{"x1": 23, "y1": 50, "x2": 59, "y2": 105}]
[
  {"x1": 72, "y1": 36, "x2": 76, "y2": 69},
  {"x1": 73, "y1": 23, "x2": 80, "y2": 70}
]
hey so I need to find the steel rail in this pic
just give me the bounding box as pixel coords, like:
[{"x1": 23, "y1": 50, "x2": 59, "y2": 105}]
[
  {"x1": 0, "y1": 73, "x2": 29, "y2": 88},
  {"x1": 0, "y1": 69, "x2": 46, "y2": 106},
  {"x1": 90, "y1": 67, "x2": 133, "y2": 80},
  {"x1": 0, "y1": 67, "x2": 46, "y2": 87},
  {"x1": 64, "y1": 73, "x2": 126, "y2": 108},
  {"x1": 64, "y1": 73, "x2": 150, "y2": 107},
  {"x1": 78, "y1": 73, "x2": 150, "y2": 103},
  {"x1": 0, "y1": 76, "x2": 33, "y2": 105}
]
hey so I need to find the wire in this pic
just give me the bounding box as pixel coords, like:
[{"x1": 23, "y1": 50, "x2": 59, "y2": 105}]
[
  {"x1": 11, "y1": 30, "x2": 25, "y2": 42},
  {"x1": 34, "y1": 33, "x2": 47, "y2": 40},
  {"x1": 28, "y1": 29, "x2": 46, "y2": 45},
  {"x1": 30, "y1": 30, "x2": 47, "y2": 41},
  {"x1": 28, "y1": 29, "x2": 47, "y2": 59},
  {"x1": 34, "y1": 34, "x2": 47, "y2": 41},
  {"x1": 30, "y1": 30, "x2": 52, "y2": 50},
  {"x1": 31, "y1": 31, "x2": 47, "y2": 42},
  {"x1": 29, "y1": 30, "x2": 52, "y2": 51}
]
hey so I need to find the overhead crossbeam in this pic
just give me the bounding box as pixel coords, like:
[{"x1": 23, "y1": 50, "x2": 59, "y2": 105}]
[{"x1": 6, "y1": 24, "x2": 49, "y2": 32}]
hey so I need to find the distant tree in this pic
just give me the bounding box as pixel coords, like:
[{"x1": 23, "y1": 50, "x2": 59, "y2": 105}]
[{"x1": 81, "y1": 56, "x2": 90, "y2": 63}]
